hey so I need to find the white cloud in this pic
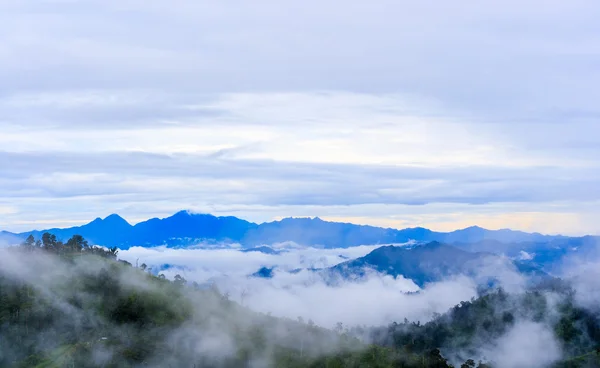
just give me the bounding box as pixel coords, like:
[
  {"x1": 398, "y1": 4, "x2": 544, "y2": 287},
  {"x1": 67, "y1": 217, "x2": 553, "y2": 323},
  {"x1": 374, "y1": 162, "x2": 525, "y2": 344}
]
[
  {"x1": 119, "y1": 245, "x2": 480, "y2": 328},
  {"x1": 212, "y1": 271, "x2": 479, "y2": 328},
  {"x1": 120, "y1": 244, "x2": 380, "y2": 278},
  {"x1": 559, "y1": 248, "x2": 600, "y2": 312},
  {"x1": 519, "y1": 250, "x2": 535, "y2": 261},
  {"x1": 482, "y1": 322, "x2": 562, "y2": 368}
]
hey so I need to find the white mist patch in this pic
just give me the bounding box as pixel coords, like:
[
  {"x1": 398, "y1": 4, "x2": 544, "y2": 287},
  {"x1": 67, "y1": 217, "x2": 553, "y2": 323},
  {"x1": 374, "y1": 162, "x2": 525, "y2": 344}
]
[
  {"x1": 120, "y1": 245, "x2": 479, "y2": 328},
  {"x1": 121, "y1": 244, "x2": 382, "y2": 277},
  {"x1": 482, "y1": 321, "x2": 562, "y2": 368},
  {"x1": 565, "y1": 261, "x2": 600, "y2": 311},
  {"x1": 518, "y1": 250, "x2": 534, "y2": 261},
  {"x1": 555, "y1": 241, "x2": 600, "y2": 312},
  {"x1": 472, "y1": 255, "x2": 528, "y2": 294}
]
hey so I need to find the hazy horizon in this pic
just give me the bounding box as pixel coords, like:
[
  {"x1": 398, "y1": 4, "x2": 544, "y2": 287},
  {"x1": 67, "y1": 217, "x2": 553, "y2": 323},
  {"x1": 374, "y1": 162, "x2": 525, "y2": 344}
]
[{"x1": 2, "y1": 209, "x2": 592, "y2": 237}]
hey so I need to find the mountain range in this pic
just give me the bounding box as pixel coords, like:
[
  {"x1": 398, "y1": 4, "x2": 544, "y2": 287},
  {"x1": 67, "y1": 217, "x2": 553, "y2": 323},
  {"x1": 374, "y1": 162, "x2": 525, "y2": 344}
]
[
  {"x1": 1, "y1": 210, "x2": 586, "y2": 250},
  {"x1": 247, "y1": 241, "x2": 551, "y2": 288},
  {"x1": 326, "y1": 241, "x2": 550, "y2": 287}
]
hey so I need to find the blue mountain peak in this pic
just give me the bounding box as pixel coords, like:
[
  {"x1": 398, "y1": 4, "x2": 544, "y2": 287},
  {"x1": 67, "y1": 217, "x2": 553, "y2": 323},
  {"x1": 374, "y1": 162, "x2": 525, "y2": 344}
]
[
  {"x1": 8, "y1": 210, "x2": 572, "y2": 249},
  {"x1": 103, "y1": 214, "x2": 130, "y2": 225}
]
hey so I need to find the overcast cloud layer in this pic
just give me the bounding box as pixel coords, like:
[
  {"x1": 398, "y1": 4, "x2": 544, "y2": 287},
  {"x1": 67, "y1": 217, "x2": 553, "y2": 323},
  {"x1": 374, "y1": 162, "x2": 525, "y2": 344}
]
[{"x1": 1, "y1": 0, "x2": 599, "y2": 234}]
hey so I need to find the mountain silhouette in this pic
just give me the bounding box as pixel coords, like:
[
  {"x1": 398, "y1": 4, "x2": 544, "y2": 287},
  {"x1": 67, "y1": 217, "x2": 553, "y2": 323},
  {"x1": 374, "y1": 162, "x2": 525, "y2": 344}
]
[{"x1": 3, "y1": 210, "x2": 575, "y2": 249}]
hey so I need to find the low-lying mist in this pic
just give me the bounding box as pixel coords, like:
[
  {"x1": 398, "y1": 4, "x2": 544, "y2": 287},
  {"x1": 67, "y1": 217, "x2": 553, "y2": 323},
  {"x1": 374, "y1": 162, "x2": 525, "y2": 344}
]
[
  {"x1": 2, "y1": 237, "x2": 599, "y2": 368},
  {"x1": 118, "y1": 242, "x2": 600, "y2": 368},
  {"x1": 118, "y1": 245, "x2": 518, "y2": 328},
  {"x1": 0, "y1": 247, "x2": 354, "y2": 367}
]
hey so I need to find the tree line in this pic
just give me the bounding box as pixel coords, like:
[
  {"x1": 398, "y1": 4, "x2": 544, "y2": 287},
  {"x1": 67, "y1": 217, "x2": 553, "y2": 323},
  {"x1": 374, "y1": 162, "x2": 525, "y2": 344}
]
[{"x1": 19, "y1": 233, "x2": 119, "y2": 259}]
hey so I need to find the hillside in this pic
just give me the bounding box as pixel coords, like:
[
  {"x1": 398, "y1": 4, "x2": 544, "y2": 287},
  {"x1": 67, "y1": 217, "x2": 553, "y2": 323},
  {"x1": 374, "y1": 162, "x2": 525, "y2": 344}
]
[
  {"x1": 369, "y1": 285, "x2": 600, "y2": 367},
  {"x1": 327, "y1": 242, "x2": 549, "y2": 287},
  {"x1": 0, "y1": 235, "x2": 480, "y2": 368},
  {"x1": 1, "y1": 235, "x2": 598, "y2": 367},
  {"x1": 0, "y1": 241, "x2": 348, "y2": 367}
]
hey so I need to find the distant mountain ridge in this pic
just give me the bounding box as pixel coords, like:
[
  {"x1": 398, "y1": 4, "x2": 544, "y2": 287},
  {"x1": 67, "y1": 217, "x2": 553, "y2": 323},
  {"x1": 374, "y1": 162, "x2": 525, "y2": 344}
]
[
  {"x1": 452, "y1": 236, "x2": 600, "y2": 273},
  {"x1": 325, "y1": 241, "x2": 550, "y2": 287},
  {"x1": 1, "y1": 210, "x2": 579, "y2": 250},
  {"x1": 246, "y1": 242, "x2": 551, "y2": 289}
]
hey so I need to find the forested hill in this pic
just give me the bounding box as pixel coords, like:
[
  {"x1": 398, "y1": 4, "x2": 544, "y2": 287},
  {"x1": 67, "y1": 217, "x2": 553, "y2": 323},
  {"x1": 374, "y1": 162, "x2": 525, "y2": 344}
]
[
  {"x1": 326, "y1": 242, "x2": 549, "y2": 287},
  {"x1": 3, "y1": 210, "x2": 573, "y2": 249},
  {"x1": 1, "y1": 234, "x2": 599, "y2": 367}
]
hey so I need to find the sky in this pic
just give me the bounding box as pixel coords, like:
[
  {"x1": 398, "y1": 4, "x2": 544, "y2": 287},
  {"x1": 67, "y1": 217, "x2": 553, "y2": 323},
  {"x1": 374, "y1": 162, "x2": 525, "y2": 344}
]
[{"x1": 1, "y1": 0, "x2": 599, "y2": 234}]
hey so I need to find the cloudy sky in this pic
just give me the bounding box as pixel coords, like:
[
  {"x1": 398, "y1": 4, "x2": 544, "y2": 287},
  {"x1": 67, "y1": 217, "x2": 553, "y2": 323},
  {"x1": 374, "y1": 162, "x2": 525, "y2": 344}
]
[{"x1": 1, "y1": 0, "x2": 599, "y2": 234}]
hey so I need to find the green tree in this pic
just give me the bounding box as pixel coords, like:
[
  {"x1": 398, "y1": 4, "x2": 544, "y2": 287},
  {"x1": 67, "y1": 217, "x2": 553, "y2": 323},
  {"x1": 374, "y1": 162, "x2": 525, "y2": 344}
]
[
  {"x1": 66, "y1": 235, "x2": 89, "y2": 253},
  {"x1": 20, "y1": 235, "x2": 36, "y2": 251},
  {"x1": 41, "y1": 232, "x2": 62, "y2": 253},
  {"x1": 461, "y1": 359, "x2": 476, "y2": 368},
  {"x1": 174, "y1": 274, "x2": 187, "y2": 286}
]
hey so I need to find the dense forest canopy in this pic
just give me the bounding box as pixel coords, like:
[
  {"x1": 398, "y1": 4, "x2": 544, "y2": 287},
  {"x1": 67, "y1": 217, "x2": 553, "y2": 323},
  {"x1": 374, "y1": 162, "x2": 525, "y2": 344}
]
[{"x1": 0, "y1": 234, "x2": 599, "y2": 367}]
